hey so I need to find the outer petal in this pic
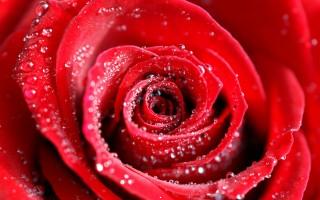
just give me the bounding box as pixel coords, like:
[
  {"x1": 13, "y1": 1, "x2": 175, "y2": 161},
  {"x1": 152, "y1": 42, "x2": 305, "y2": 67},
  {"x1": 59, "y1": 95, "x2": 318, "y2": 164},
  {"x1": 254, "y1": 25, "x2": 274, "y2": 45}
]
[
  {"x1": 256, "y1": 55, "x2": 310, "y2": 199},
  {"x1": 16, "y1": 1, "x2": 120, "y2": 199},
  {"x1": 301, "y1": 1, "x2": 320, "y2": 198},
  {"x1": 0, "y1": 2, "x2": 43, "y2": 199},
  {"x1": 261, "y1": 132, "x2": 311, "y2": 200},
  {"x1": 0, "y1": 0, "x2": 31, "y2": 43},
  {"x1": 210, "y1": 59, "x2": 306, "y2": 199},
  {"x1": 191, "y1": 0, "x2": 318, "y2": 198},
  {"x1": 39, "y1": 144, "x2": 96, "y2": 200}
]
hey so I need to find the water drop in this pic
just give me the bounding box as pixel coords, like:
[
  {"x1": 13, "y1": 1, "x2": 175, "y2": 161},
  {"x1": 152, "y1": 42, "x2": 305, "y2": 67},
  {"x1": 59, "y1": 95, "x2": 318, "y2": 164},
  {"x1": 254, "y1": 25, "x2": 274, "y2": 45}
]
[
  {"x1": 131, "y1": 8, "x2": 142, "y2": 18},
  {"x1": 234, "y1": 131, "x2": 240, "y2": 137},
  {"x1": 35, "y1": 1, "x2": 49, "y2": 17},
  {"x1": 104, "y1": 160, "x2": 112, "y2": 168},
  {"x1": 40, "y1": 46, "x2": 48, "y2": 53},
  {"x1": 25, "y1": 76, "x2": 38, "y2": 84},
  {"x1": 207, "y1": 193, "x2": 223, "y2": 200},
  {"x1": 170, "y1": 153, "x2": 176, "y2": 159},
  {"x1": 32, "y1": 18, "x2": 40, "y2": 25},
  {"x1": 198, "y1": 167, "x2": 205, "y2": 174},
  {"x1": 24, "y1": 88, "x2": 37, "y2": 99},
  {"x1": 64, "y1": 62, "x2": 72, "y2": 68},
  {"x1": 226, "y1": 172, "x2": 235, "y2": 178},
  {"x1": 198, "y1": 65, "x2": 205, "y2": 75},
  {"x1": 280, "y1": 155, "x2": 286, "y2": 160},
  {"x1": 236, "y1": 194, "x2": 244, "y2": 200},
  {"x1": 178, "y1": 44, "x2": 186, "y2": 50},
  {"x1": 116, "y1": 24, "x2": 127, "y2": 32},
  {"x1": 87, "y1": 124, "x2": 94, "y2": 130},
  {"x1": 41, "y1": 28, "x2": 52, "y2": 37},
  {"x1": 311, "y1": 38, "x2": 318, "y2": 46},
  {"x1": 20, "y1": 61, "x2": 34, "y2": 72},
  {"x1": 214, "y1": 155, "x2": 221, "y2": 162},
  {"x1": 162, "y1": 20, "x2": 168, "y2": 26},
  {"x1": 282, "y1": 14, "x2": 289, "y2": 21},
  {"x1": 96, "y1": 163, "x2": 103, "y2": 172}
]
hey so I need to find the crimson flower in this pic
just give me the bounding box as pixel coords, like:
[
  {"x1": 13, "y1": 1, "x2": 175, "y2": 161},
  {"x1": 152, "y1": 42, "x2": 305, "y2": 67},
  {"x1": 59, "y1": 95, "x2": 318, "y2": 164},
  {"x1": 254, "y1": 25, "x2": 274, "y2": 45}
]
[{"x1": 0, "y1": 0, "x2": 318, "y2": 199}]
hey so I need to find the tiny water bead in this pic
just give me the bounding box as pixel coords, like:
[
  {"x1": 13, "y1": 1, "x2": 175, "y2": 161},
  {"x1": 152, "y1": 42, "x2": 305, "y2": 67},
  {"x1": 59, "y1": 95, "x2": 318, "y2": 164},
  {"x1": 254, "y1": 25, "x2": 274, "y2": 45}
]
[
  {"x1": 131, "y1": 8, "x2": 142, "y2": 19},
  {"x1": 25, "y1": 76, "x2": 38, "y2": 84},
  {"x1": 19, "y1": 60, "x2": 34, "y2": 72},
  {"x1": 198, "y1": 167, "x2": 205, "y2": 174},
  {"x1": 97, "y1": 6, "x2": 123, "y2": 16},
  {"x1": 41, "y1": 28, "x2": 53, "y2": 37},
  {"x1": 116, "y1": 24, "x2": 128, "y2": 32},
  {"x1": 96, "y1": 163, "x2": 104, "y2": 172},
  {"x1": 236, "y1": 194, "x2": 244, "y2": 200},
  {"x1": 23, "y1": 88, "x2": 37, "y2": 99},
  {"x1": 40, "y1": 46, "x2": 48, "y2": 53},
  {"x1": 214, "y1": 155, "x2": 221, "y2": 162}
]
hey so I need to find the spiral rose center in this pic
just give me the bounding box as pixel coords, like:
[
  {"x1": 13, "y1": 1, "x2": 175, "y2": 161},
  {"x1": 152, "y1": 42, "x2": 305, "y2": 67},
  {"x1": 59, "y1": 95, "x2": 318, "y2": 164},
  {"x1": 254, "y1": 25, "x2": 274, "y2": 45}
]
[{"x1": 81, "y1": 45, "x2": 247, "y2": 184}]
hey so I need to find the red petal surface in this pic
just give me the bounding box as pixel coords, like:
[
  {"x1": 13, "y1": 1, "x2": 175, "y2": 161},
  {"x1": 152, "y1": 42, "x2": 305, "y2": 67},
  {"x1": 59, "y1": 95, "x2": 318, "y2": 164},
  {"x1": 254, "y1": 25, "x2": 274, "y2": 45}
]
[
  {"x1": 16, "y1": 1, "x2": 120, "y2": 199},
  {"x1": 301, "y1": 1, "x2": 320, "y2": 198},
  {"x1": 0, "y1": 2, "x2": 44, "y2": 199},
  {"x1": 39, "y1": 144, "x2": 96, "y2": 200},
  {"x1": 261, "y1": 132, "x2": 311, "y2": 200},
  {"x1": 204, "y1": 58, "x2": 306, "y2": 200},
  {"x1": 0, "y1": 0, "x2": 32, "y2": 43},
  {"x1": 192, "y1": 0, "x2": 316, "y2": 198}
]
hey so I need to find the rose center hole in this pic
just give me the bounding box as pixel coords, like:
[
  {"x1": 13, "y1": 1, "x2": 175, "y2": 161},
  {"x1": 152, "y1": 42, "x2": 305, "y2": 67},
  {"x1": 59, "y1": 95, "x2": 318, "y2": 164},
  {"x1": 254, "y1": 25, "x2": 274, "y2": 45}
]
[{"x1": 150, "y1": 90, "x2": 177, "y2": 116}]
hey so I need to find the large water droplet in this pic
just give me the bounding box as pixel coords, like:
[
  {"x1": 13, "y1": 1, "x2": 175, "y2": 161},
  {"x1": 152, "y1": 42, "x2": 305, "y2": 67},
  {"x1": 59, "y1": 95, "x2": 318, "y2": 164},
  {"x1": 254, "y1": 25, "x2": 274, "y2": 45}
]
[{"x1": 35, "y1": 1, "x2": 49, "y2": 17}]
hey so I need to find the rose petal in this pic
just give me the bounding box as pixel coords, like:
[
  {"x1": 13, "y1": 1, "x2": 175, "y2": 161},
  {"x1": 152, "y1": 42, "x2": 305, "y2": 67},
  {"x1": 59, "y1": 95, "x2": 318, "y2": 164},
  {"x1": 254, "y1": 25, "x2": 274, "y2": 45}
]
[
  {"x1": 192, "y1": 1, "x2": 319, "y2": 198},
  {"x1": 57, "y1": 0, "x2": 266, "y2": 135},
  {"x1": 0, "y1": 3, "x2": 44, "y2": 199},
  {"x1": 16, "y1": 1, "x2": 120, "y2": 199},
  {"x1": 15, "y1": 0, "x2": 307, "y2": 199},
  {"x1": 207, "y1": 57, "x2": 305, "y2": 199},
  {"x1": 39, "y1": 144, "x2": 96, "y2": 200},
  {"x1": 261, "y1": 131, "x2": 311, "y2": 200},
  {"x1": 0, "y1": 0, "x2": 33, "y2": 43},
  {"x1": 301, "y1": 1, "x2": 320, "y2": 198}
]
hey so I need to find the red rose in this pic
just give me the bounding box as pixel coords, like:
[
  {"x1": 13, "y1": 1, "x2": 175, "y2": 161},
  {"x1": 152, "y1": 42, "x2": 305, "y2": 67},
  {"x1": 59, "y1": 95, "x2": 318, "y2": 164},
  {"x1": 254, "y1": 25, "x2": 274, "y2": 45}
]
[{"x1": 0, "y1": 0, "x2": 317, "y2": 199}]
